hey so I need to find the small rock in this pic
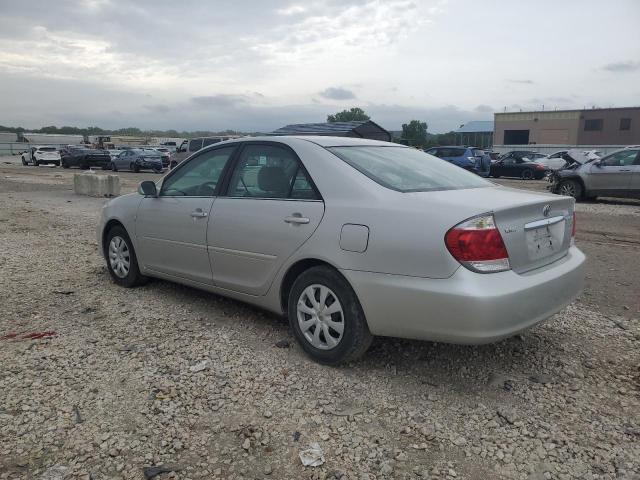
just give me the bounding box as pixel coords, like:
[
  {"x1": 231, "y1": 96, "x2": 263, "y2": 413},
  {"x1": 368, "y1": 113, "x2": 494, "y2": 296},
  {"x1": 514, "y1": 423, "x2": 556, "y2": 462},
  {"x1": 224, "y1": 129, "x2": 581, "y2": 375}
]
[
  {"x1": 452, "y1": 436, "x2": 467, "y2": 447},
  {"x1": 264, "y1": 465, "x2": 273, "y2": 475},
  {"x1": 275, "y1": 339, "x2": 290, "y2": 348},
  {"x1": 242, "y1": 438, "x2": 251, "y2": 450},
  {"x1": 189, "y1": 360, "x2": 209, "y2": 372}
]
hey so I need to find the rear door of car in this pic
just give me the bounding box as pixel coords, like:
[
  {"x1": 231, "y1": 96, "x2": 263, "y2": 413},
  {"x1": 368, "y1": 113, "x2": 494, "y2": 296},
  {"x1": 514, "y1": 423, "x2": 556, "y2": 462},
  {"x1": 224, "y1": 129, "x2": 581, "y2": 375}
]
[
  {"x1": 135, "y1": 145, "x2": 237, "y2": 284},
  {"x1": 207, "y1": 141, "x2": 324, "y2": 295},
  {"x1": 587, "y1": 149, "x2": 638, "y2": 195},
  {"x1": 623, "y1": 150, "x2": 640, "y2": 196}
]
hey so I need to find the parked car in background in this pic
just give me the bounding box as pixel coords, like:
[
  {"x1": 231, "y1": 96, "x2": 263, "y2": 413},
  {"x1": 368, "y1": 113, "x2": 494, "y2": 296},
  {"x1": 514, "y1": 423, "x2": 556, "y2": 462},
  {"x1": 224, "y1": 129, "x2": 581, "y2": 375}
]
[
  {"x1": 549, "y1": 147, "x2": 640, "y2": 200},
  {"x1": 486, "y1": 151, "x2": 501, "y2": 161},
  {"x1": 98, "y1": 136, "x2": 584, "y2": 364},
  {"x1": 424, "y1": 146, "x2": 491, "y2": 177},
  {"x1": 107, "y1": 149, "x2": 121, "y2": 161},
  {"x1": 21, "y1": 146, "x2": 61, "y2": 166},
  {"x1": 490, "y1": 156, "x2": 546, "y2": 180},
  {"x1": 499, "y1": 151, "x2": 545, "y2": 162},
  {"x1": 535, "y1": 151, "x2": 569, "y2": 171},
  {"x1": 111, "y1": 149, "x2": 163, "y2": 173},
  {"x1": 170, "y1": 136, "x2": 241, "y2": 168},
  {"x1": 150, "y1": 147, "x2": 171, "y2": 168},
  {"x1": 60, "y1": 146, "x2": 111, "y2": 169}
]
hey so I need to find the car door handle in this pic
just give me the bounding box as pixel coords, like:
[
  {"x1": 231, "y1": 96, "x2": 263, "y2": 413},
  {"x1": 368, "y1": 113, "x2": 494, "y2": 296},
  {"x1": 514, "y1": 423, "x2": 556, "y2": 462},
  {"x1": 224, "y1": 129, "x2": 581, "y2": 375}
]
[
  {"x1": 190, "y1": 209, "x2": 208, "y2": 218},
  {"x1": 284, "y1": 215, "x2": 310, "y2": 225}
]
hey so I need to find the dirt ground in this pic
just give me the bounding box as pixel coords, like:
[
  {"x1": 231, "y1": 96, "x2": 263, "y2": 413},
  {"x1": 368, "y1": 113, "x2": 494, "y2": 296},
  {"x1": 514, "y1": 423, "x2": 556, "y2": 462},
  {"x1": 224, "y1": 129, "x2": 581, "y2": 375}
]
[{"x1": 1, "y1": 158, "x2": 638, "y2": 480}]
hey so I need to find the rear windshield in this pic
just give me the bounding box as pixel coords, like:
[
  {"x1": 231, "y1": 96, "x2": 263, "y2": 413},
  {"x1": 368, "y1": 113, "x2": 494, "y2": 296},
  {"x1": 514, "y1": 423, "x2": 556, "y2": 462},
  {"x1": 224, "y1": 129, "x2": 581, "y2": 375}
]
[
  {"x1": 39, "y1": 147, "x2": 57, "y2": 152},
  {"x1": 327, "y1": 146, "x2": 492, "y2": 192}
]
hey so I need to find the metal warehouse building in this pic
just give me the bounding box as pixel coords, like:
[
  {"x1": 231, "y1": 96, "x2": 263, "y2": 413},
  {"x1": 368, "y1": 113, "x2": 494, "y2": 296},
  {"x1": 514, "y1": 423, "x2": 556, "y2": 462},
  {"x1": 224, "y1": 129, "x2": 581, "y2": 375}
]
[
  {"x1": 494, "y1": 106, "x2": 640, "y2": 146},
  {"x1": 453, "y1": 121, "x2": 494, "y2": 149},
  {"x1": 271, "y1": 120, "x2": 391, "y2": 142}
]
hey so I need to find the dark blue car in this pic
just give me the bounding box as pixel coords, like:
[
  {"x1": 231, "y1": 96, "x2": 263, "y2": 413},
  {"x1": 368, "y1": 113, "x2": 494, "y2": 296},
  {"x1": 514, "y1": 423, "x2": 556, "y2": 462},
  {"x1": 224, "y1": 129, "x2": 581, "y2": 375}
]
[{"x1": 424, "y1": 146, "x2": 491, "y2": 177}]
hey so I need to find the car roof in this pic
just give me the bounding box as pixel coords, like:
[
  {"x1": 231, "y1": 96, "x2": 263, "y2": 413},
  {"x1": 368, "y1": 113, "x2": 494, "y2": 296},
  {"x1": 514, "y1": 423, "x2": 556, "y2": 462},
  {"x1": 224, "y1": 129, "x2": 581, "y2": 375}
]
[{"x1": 223, "y1": 135, "x2": 402, "y2": 148}]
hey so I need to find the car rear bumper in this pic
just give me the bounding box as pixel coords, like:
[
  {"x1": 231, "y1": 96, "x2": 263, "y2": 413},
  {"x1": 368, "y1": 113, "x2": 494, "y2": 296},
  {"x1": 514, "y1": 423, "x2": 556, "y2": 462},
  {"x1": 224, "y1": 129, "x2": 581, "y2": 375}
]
[{"x1": 341, "y1": 246, "x2": 585, "y2": 344}]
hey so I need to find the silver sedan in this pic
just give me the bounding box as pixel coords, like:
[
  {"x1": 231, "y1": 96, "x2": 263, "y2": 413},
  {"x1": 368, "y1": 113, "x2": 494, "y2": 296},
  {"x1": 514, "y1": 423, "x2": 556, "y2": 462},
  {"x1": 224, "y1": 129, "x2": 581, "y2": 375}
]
[{"x1": 97, "y1": 136, "x2": 585, "y2": 364}]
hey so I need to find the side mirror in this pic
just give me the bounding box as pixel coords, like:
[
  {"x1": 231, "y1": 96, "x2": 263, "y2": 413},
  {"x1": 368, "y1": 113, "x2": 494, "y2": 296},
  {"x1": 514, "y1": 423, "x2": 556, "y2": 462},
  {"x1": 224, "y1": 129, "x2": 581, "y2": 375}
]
[
  {"x1": 138, "y1": 181, "x2": 157, "y2": 197},
  {"x1": 594, "y1": 161, "x2": 602, "y2": 168}
]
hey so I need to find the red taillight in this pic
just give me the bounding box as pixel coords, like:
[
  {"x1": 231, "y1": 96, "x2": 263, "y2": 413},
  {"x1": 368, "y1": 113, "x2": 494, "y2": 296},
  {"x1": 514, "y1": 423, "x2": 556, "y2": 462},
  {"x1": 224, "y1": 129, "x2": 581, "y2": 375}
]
[
  {"x1": 534, "y1": 164, "x2": 545, "y2": 170},
  {"x1": 445, "y1": 214, "x2": 510, "y2": 273},
  {"x1": 571, "y1": 211, "x2": 576, "y2": 238}
]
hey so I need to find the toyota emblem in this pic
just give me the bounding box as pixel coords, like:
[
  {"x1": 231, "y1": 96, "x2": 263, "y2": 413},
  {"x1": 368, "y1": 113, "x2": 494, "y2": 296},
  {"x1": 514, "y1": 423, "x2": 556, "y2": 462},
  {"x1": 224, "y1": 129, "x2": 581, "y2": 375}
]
[{"x1": 542, "y1": 204, "x2": 551, "y2": 217}]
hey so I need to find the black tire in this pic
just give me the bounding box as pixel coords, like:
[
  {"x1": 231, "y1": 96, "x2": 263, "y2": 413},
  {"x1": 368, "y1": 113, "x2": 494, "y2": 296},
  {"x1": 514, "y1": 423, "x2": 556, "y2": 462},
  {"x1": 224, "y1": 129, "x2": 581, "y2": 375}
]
[
  {"x1": 288, "y1": 266, "x2": 373, "y2": 365},
  {"x1": 558, "y1": 179, "x2": 583, "y2": 200},
  {"x1": 111, "y1": 162, "x2": 118, "y2": 172},
  {"x1": 21, "y1": 157, "x2": 27, "y2": 166},
  {"x1": 34, "y1": 160, "x2": 40, "y2": 167},
  {"x1": 131, "y1": 163, "x2": 140, "y2": 173},
  {"x1": 61, "y1": 160, "x2": 70, "y2": 169},
  {"x1": 80, "y1": 157, "x2": 90, "y2": 169},
  {"x1": 54, "y1": 162, "x2": 60, "y2": 167},
  {"x1": 492, "y1": 173, "x2": 501, "y2": 178},
  {"x1": 104, "y1": 225, "x2": 147, "y2": 288},
  {"x1": 521, "y1": 169, "x2": 533, "y2": 180}
]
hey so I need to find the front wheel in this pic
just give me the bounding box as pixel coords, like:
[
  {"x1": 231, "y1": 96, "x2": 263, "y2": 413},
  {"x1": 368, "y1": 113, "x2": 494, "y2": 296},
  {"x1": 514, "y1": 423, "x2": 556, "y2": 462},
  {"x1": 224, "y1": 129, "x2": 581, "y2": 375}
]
[
  {"x1": 558, "y1": 180, "x2": 583, "y2": 200},
  {"x1": 288, "y1": 266, "x2": 373, "y2": 365},
  {"x1": 61, "y1": 160, "x2": 70, "y2": 169},
  {"x1": 105, "y1": 226, "x2": 147, "y2": 288}
]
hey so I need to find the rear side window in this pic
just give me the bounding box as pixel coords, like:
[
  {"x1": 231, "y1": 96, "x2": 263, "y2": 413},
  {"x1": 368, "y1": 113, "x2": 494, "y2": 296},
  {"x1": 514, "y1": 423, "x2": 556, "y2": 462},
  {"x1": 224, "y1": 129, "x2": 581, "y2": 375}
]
[
  {"x1": 203, "y1": 138, "x2": 221, "y2": 147},
  {"x1": 327, "y1": 146, "x2": 491, "y2": 193},
  {"x1": 227, "y1": 144, "x2": 320, "y2": 200}
]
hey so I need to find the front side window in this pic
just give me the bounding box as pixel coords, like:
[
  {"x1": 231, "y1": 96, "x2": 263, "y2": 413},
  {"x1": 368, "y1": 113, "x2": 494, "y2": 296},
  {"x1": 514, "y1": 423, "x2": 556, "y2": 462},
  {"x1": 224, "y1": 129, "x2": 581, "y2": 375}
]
[
  {"x1": 227, "y1": 144, "x2": 319, "y2": 199},
  {"x1": 161, "y1": 146, "x2": 235, "y2": 197},
  {"x1": 327, "y1": 146, "x2": 491, "y2": 193},
  {"x1": 601, "y1": 150, "x2": 639, "y2": 167}
]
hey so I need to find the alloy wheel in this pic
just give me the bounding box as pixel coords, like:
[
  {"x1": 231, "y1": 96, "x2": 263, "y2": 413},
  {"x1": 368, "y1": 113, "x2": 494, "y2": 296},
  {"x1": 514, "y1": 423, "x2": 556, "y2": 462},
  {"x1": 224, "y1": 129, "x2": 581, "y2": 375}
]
[
  {"x1": 108, "y1": 236, "x2": 131, "y2": 278},
  {"x1": 560, "y1": 182, "x2": 576, "y2": 198},
  {"x1": 297, "y1": 284, "x2": 344, "y2": 350}
]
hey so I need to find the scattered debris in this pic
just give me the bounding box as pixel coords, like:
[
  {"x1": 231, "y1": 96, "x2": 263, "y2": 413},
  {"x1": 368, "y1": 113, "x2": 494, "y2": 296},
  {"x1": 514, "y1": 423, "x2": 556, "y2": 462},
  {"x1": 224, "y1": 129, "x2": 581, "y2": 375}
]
[
  {"x1": 39, "y1": 465, "x2": 69, "y2": 480},
  {"x1": 275, "y1": 339, "x2": 290, "y2": 348},
  {"x1": 2, "y1": 331, "x2": 57, "y2": 341},
  {"x1": 293, "y1": 431, "x2": 301, "y2": 442},
  {"x1": 73, "y1": 405, "x2": 83, "y2": 424},
  {"x1": 188, "y1": 360, "x2": 209, "y2": 372},
  {"x1": 327, "y1": 405, "x2": 364, "y2": 417},
  {"x1": 142, "y1": 465, "x2": 182, "y2": 480},
  {"x1": 299, "y1": 442, "x2": 325, "y2": 467},
  {"x1": 52, "y1": 290, "x2": 75, "y2": 295}
]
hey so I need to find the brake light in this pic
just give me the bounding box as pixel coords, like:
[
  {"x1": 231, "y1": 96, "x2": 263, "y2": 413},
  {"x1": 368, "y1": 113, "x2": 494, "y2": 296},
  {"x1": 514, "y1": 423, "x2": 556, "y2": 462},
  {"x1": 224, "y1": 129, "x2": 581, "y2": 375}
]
[
  {"x1": 571, "y1": 211, "x2": 576, "y2": 238},
  {"x1": 444, "y1": 214, "x2": 510, "y2": 273},
  {"x1": 534, "y1": 164, "x2": 545, "y2": 170}
]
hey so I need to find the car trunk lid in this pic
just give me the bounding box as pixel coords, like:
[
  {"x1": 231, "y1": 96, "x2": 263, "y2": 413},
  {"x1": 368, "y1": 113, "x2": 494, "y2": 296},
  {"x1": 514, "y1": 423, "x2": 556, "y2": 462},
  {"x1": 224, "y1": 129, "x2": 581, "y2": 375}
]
[{"x1": 405, "y1": 185, "x2": 575, "y2": 274}]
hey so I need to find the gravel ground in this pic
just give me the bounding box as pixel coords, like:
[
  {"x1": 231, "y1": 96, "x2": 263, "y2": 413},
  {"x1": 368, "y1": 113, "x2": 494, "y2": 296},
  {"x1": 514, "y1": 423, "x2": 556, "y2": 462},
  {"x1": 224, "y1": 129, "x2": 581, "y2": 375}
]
[{"x1": 1, "y1": 161, "x2": 639, "y2": 479}]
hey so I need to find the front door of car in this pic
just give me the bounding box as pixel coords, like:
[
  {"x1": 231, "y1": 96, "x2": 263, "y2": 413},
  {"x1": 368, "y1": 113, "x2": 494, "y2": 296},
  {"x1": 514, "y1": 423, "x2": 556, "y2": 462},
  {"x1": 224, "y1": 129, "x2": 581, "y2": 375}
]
[
  {"x1": 115, "y1": 151, "x2": 128, "y2": 169},
  {"x1": 587, "y1": 149, "x2": 638, "y2": 194},
  {"x1": 135, "y1": 146, "x2": 236, "y2": 284},
  {"x1": 498, "y1": 158, "x2": 517, "y2": 176},
  {"x1": 207, "y1": 142, "x2": 324, "y2": 296}
]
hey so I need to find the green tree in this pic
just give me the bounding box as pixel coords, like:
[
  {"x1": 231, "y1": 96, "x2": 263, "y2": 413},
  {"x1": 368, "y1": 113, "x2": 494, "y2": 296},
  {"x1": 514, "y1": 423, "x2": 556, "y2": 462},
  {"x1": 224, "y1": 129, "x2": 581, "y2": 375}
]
[
  {"x1": 327, "y1": 107, "x2": 370, "y2": 123},
  {"x1": 401, "y1": 120, "x2": 428, "y2": 146}
]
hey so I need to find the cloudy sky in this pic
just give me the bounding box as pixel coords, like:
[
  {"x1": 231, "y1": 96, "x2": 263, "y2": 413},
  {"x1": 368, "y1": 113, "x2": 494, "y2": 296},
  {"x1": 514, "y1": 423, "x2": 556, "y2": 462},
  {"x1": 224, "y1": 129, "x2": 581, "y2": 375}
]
[{"x1": 0, "y1": 0, "x2": 639, "y2": 133}]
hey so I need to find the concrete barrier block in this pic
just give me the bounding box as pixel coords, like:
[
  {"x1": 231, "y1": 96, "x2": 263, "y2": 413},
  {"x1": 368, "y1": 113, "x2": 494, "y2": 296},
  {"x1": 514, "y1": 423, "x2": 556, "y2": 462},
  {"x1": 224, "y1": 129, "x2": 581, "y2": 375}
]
[{"x1": 73, "y1": 172, "x2": 120, "y2": 197}]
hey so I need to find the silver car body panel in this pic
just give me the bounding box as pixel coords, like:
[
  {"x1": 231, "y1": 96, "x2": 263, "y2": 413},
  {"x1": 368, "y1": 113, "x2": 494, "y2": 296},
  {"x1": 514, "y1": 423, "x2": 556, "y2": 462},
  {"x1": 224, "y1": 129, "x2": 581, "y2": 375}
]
[{"x1": 98, "y1": 136, "x2": 586, "y2": 344}]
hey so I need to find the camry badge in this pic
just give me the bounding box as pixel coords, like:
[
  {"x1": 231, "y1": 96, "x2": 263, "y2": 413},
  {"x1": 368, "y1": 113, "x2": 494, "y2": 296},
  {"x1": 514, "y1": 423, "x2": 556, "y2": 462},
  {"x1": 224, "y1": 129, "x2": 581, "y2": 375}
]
[{"x1": 542, "y1": 204, "x2": 551, "y2": 217}]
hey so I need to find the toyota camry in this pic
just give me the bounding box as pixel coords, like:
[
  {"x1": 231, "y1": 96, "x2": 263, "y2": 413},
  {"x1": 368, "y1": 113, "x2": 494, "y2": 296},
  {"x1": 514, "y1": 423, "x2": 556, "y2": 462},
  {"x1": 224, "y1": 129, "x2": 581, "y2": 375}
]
[{"x1": 97, "y1": 136, "x2": 585, "y2": 364}]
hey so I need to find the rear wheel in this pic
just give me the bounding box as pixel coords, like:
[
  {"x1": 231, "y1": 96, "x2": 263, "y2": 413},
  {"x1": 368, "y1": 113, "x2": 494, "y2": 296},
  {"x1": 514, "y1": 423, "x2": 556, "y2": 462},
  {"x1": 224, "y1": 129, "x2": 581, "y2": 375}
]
[
  {"x1": 558, "y1": 180, "x2": 583, "y2": 200},
  {"x1": 21, "y1": 157, "x2": 27, "y2": 166},
  {"x1": 105, "y1": 226, "x2": 147, "y2": 288},
  {"x1": 61, "y1": 160, "x2": 70, "y2": 169},
  {"x1": 288, "y1": 266, "x2": 373, "y2": 365},
  {"x1": 131, "y1": 162, "x2": 140, "y2": 173},
  {"x1": 521, "y1": 169, "x2": 533, "y2": 180},
  {"x1": 80, "y1": 157, "x2": 90, "y2": 169}
]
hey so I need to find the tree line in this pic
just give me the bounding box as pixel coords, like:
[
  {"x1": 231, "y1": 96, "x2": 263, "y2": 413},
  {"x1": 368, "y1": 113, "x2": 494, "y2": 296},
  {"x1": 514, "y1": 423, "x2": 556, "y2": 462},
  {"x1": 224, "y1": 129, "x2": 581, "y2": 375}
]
[{"x1": 1, "y1": 107, "x2": 458, "y2": 147}]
